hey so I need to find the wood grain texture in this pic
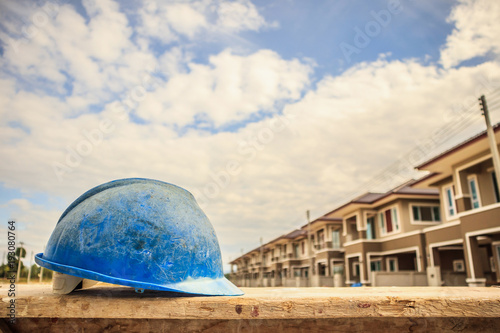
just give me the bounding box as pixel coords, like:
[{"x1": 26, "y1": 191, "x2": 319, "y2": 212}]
[{"x1": 2, "y1": 284, "x2": 500, "y2": 332}]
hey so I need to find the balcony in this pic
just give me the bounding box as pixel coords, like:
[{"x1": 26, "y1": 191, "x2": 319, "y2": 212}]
[{"x1": 314, "y1": 241, "x2": 343, "y2": 251}]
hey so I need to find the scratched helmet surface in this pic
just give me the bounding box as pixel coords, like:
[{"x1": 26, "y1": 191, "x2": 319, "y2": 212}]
[{"x1": 35, "y1": 178, "x2": 243, "y2": 296}]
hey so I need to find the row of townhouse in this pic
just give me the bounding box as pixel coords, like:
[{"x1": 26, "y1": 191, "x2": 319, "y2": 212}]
[{"x1": 229, "y1": 124, "x2": 500, "y2": 287}]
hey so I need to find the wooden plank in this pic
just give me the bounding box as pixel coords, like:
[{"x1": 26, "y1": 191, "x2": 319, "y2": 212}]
[{"x1": 2, "y1": 284, "x2": 500, "y2": 332}]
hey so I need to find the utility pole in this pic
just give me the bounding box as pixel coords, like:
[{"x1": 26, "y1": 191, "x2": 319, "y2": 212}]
[
  {"x1": 16, "y1": 241, "x2": 24, "y2": 283},
  {"x1": 479, "y1": 95, "x2": 500, "y2": 188}
]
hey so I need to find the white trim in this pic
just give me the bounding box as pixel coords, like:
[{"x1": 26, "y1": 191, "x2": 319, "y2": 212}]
[
  {"x1": 428, "y1": 239, "x2": 464, "y2": 267},
  {"x1": 465, "y1": 277, "x2": 487, "y2": 284},
  {"x1": 386, "y1": 257, "x2": 399, "y2": 272},
  {"x1": 365, "y1": 246, "x2": 421, "y2": 283},
  {"x1": 343, "y1": 212, "x2": 361, "y2": 237},
  {"x1": 467, "y1": 174, "x2": 482, "y2": 209},
  {"x1": 343, "y1": 230, "x2": 422, "y2": 247},
  {"x1": 423, "y1": 220, "x2": 461, "y2": 233},
  {"x1": 409, "y1": 202, "x2": 442, "y2": 225},
  {"x1": 458, "y1": 202, "x2": 500, "y2": 218},
  {"x1": 352, "y1": 262, "x2": 360, "y2": 278},
  {"x1": 361, "y1": 210, "x2": 377, "y2": 232},
  {"x1": 438, "y1": 246, "x2": 463, "y2": 251},
  {"x1": 442, "y1": 183, "x2": 457, "y2": 221},
  {"x1": 378, "y1": 204, "x2": 401, "y2": 236},
  {"x1": 465, "y1": 226, "x2": 500, "y2": 281},
  {"x1": 315, "y1": 247, "x2": 345, "y2": 254},
  {"x1": 345, "y1": 252, "x2": 364, "y2": 283}
]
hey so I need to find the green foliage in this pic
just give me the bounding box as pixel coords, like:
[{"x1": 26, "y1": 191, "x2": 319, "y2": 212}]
[{"x1": 15, "y1": 247, "x2": 26, "y2": 258}]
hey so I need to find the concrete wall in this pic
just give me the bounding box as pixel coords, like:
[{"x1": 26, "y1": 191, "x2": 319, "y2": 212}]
[{"x1": 371, "y1": 271, "x2": 428, "y2": 287}]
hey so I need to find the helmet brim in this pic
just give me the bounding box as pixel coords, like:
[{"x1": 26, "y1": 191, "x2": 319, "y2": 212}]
[{"x1": 35, "y1": 253, "x2": 244, "y2": 296}]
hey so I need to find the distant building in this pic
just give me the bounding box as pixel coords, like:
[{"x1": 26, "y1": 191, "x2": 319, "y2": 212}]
[
  {"x1": 229, "y1": 124, "x2": 500, "y2": 287},
  {"x1": 415, "y1": 124, "x2": 500, "y2": 287}
]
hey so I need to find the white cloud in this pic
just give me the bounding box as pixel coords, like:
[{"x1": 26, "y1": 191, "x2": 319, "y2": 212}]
[
  {"x1": 216, "y1": 0, "x2": 270, "y2": 32},
  {"x1": 138, "y1": 1, "x2": 207, "y2": 43},
  {"x1": 0, "y1": 199, "x2": 61, "y2": 255},
  {"x1": 440, "y1": 0, "x2": 500, "y2": 68},
  {"x1": 136, "y1": 49, "x2": 312, "y2": 127},
  {"x1": 137, "y1": 0, "x2": 272, "y2": 45}
]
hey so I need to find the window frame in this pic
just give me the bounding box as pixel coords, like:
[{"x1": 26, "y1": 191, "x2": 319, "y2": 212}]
[
  {"x1": 366, "y1": 216, "x2": 375, "y2": 239},
  {"x1": 467, "y1": 174, "x2": 481, "y2": 209},
  {"x1": 378, "y1": 204, "x2": 401, "y2": 236},
  {"x1": 386, "y1": 257, "x2": 398, "y2": 272},
  {"x1": 410, "y1": 203, "x2": 441, "y2": 224},
  {"x1": 370, "y1": 258, "x2": 382, "y2": 272},
  {"x1": 442, "y1": 184, "x2": 457, "y2": 219},
  {"x1": 332, "y1": 230, "x2": 341, "y2": 249},
  {"x1": 352, "y1": 262, "x2": 360, "y2": 278}
]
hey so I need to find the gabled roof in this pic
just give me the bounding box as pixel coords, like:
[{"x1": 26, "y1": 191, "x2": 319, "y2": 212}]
[
  {"x1": 416, "y1": 122, "x2": 500, "y2": 170},
  {"x1": 284, "y1": 229, "x2": 307, "y2": 239},
  {"x1": 322, "y1": 178, "x2": 438, "y2": 218}
]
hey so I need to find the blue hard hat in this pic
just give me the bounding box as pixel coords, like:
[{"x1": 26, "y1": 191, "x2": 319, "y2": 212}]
[{"x1": 35, "y1": 178, "x2": 243, "y2": 296}]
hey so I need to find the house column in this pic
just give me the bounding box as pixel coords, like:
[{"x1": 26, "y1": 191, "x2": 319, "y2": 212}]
[
  {"x1": 464, "y1": 235, "x2": 486, "y2": 287},
  {"x1": 431, "y1": 247, "x2": 441, "y2": 267}
]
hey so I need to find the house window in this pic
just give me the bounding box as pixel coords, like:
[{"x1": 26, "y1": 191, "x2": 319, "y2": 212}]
[
  {"x1": 352, "y1": 262, "x2": 360, "y2": 277},
  {"x1": 444, "y1": 185, "x2": 457, "y2": 217},
  {"x1": 366, "y1": 216, "x2": 375, "y2": 239},
  {"x1": 386, "y1": 257, "x2": 398, "y2": 272},
  {"x1": 412, "y1": 205, "x2": 441, "y2": 222},
  {"x1": 379, "y1": 206, "x2": 400, "y2": 235},
  {"x1": 453, "y1": 259, "x2": 465, "y2": 272},
  {"x1": 332, "y1": 230, "x2": 341, "y2": 249},
  {"x1": 283, "y1": 244, "x2": 287, "y2": 258},
  {"x1": 492, "y1": 172, "x2": 500, "y2": 203},
  {"x1": 318, "y1": 263, "x2": 326, "y2": 276},
  {"x1": 370, "y1": 259, "x2": 382, "y2": 272},
  {"x1": 467, "y1": 175, "x2": 481, "y2": 209},
  {"x1": 301, "y1": 241, "x2": 305, "y2": 255},
  {"x1": 333, "y1": 264, "x2": 344, "y2": 275},
  {"x1": 293, "y1": 244, "x2": 299, "y2": 258}
]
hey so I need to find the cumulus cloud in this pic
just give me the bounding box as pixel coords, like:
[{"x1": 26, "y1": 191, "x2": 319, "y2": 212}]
[
  {"x1": 136, "y1": 49, "x2": 312, "y2": 127},
  {"x1": 137, "y1": 0, "x2": 273, "y2": 45},
  {"x1": 1, "y1": 199, "x2": 61, "y2": 252},
  {"x1": 216, "y1": 0, "x2": 271, "y2": 32},
  {"x1": 440, "y1": 0, "x2": 500, "y2": 68}
]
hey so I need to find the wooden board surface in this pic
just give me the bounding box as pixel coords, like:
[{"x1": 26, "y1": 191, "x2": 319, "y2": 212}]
[{"x1": 2, "y1": 284, "x2": 500, "y2": 332}]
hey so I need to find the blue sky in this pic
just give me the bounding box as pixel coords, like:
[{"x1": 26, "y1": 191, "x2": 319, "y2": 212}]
[{"x1": 1, "y1": 0, "x2": 500, "y2": 272}]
